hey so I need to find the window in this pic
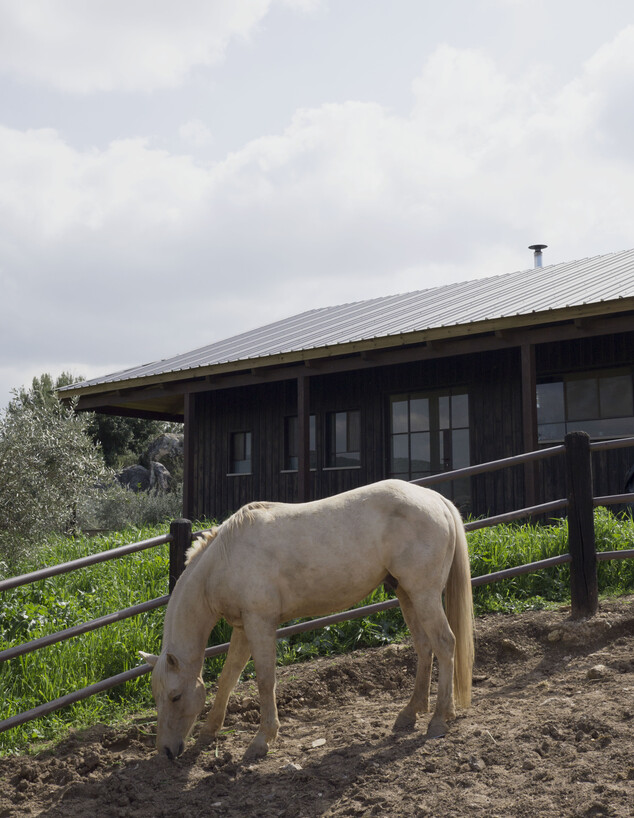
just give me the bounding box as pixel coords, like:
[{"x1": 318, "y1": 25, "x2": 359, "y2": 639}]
[
  {"x1": 325, "y1": 410, "x2": 361, "y2": 468},
  {"x1": 284, "y1": 415, "x2": 317, "y2": 471},
  {"x1": 389, "y1": 390, "x2": 470, "y2": 510},
  {"x1": 229, "y1": 431, "x2": 252, "y2": 474},
  {"x1": 537, "y1": 369, "x2": 634, "y2": 443}
]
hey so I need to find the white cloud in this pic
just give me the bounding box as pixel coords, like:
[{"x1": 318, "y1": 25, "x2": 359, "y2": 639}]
[
  {"x1": 179, "y1": 119, "x2": 214, "y2": 148},
  {"x1": 2, "y1": 24, "x2": 634, "y2": 409},
  {"x1": 0, "y1": 0, "x2": 275, "y2": 93}
]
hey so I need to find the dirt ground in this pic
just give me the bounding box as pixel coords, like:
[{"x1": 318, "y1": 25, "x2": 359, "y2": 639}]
[{"x1": 1, "y1": 596, "x2": 633, "y2": 818}]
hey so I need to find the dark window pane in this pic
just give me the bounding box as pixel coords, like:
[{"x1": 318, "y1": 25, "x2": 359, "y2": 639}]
[
  {"x1": 391, "y1": 400, "x2": 409, "y2": 434},
  {"x1": 410, "y1": 432, "x2": 430, "y2": 472},
  {"x1": 451, "y1": 393, "x2": 469, "y2": 428},
  {"x1": 568, "y1": 418, "x2": 634, "y2": 438},
  {"x1": 567, "y1": 378, "x2": 598, "y2": 421},
  {"x1": 537, "y1": 382, "x2": 564, "y2": 424},
  {"x1": 538, "y1": 422, "x2": 566, "y2": 443},
  {"x1": 452, "y1": 428, "x2": 470, "y2": 469},
  {"x1": 599, "y1": 374, "x2": 633, "y2": 418},
  {"x1": 348, "y1": 410, "x2": 360, "y2": 451},
  {"x1": 410, "y1": 398, "x2": 429, "y2": 432},
  {"x1": 391, "y1": 435, "x2": 409, "y2": 474},
  {"x1": 230, "y1": 431, "x2": 252, "y2": 473},
  {"x1": 438, "y1": 396, "x2": 450, "y2": 430},
  {"x1": 326, "y1": 410, "x2": 361, "y2": 468}
]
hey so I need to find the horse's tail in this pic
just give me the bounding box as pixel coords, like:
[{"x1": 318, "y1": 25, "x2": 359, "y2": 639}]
[{"x1": 444, "y1": 500, "x2": 474, "y2": 709}]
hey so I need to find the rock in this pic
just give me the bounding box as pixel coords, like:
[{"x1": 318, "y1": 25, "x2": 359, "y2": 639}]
[
  {"x1": 499, "y1": 638, "x2": 526, "y2": 657},
  {"x1": 149, "y1": 461, "x2": 171, "y2": 492},
  {"x1": 117, "y1": 464, "x2": 150, "y2": 492},
  {"x1": 145, "y1": 433, "x2": 184, "y2": 464},
  {"x1": 116, "y1": 462, "x2": 172, "y2": 493},
  {"x1": 281, "y1": 762, "x2": 303, "y2": 772},
  {"x1": 587, "y1": 664, "x2": 611, "y2": 680}
]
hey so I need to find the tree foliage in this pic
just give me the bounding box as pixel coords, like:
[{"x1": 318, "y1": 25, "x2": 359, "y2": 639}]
[
  {"x1": 11, "y1": 372, "x2": 179, "y2": 469},
  {"x1": 86, "y1": 414, "x2": 177, "y2": 469},
  {"x1": 0, "y1": 378, "x2": 109, "y2": 567}
]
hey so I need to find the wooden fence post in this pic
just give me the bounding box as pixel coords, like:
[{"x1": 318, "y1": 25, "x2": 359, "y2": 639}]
[
  {"x1": 169, "y1": 519, "x2": 192, "y2": 593},
  {"x1": 564, "y1": 432, "x2": 598, "y2": 618}
]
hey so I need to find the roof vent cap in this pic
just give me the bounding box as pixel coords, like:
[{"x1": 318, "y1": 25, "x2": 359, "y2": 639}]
[{"x1": 528, "y1": 244, "x2": 548, "y2": 268}]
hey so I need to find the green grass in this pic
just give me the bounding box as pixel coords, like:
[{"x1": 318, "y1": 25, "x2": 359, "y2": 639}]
[{"x1": 0, "y1": 508, "x2": 632, "y2": 754}]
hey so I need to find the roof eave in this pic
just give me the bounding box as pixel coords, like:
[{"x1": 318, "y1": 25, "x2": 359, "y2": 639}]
[{"x1": 59, "y1": 297, "x2": 634, "y2": 405}]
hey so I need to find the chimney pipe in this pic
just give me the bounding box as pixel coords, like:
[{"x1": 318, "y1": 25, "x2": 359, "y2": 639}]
[{"x1": 529, "y1": 244, "x2": 547, "y2": 268}]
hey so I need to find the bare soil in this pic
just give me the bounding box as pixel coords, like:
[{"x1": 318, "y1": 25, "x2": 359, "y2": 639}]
[{"x1": 1, "y1": 597, "x2": 633, "y2": 818}]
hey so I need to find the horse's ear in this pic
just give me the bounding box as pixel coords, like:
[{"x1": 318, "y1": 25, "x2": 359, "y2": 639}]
[
  {"x1": 166, "y1": 652, "x2": 180, "y2": 671},
  {"x1": 139, "y1": 651, "x2": 158, "y2": 667}
]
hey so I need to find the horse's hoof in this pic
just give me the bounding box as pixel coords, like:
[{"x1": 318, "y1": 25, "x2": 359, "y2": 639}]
[
  {"x1": 425, "y1": 717, "x2": 448, "y2": 739},
  {"x1": 393, "y1": 711, "x2": 417, "y2": 732},
  {"x1": 196, "y1": 729, "x2": 215, "y2": 745},
  {"x1": 243, "y1": 736, "x2": 269, "y2": 762}
]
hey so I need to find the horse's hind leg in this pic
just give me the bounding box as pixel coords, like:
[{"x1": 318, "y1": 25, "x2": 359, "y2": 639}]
[
  {"x1": 393, "y1": 587, "x2": 433, "y2": 732},
  {"x1": 398, "y1": 592, "x2": 457, "y2": 738},
  {"x1": 199, "y1": 626, "x2": 251, "y2": 742},
  {"x1": 241, "y1": 614, "x2": 279, "y2": 761}
]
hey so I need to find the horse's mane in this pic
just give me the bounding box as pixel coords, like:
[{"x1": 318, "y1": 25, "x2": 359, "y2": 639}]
[
  {"x1": 185, "y1": 527, "x2": 219, "y2": 569},
  {"x1": 185, "y1": 502, "x2": 281, "y2": 569},
  {"x1": 221, "y1": 501, "x2": 279, "y2": 539}
]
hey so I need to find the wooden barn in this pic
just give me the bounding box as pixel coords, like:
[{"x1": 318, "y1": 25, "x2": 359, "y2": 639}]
[{"x1": 60, "y1": 248, "x2": 634, "y2": 521}]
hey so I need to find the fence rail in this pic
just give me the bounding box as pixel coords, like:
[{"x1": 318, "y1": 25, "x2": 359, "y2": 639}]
[{"x1": 1, "y1": 432, "x2": 633, "y2": 736}]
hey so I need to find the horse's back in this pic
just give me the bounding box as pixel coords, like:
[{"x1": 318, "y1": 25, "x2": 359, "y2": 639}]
[{"x1": 207, "y1": 480, "x2": 459, "y2": 622}]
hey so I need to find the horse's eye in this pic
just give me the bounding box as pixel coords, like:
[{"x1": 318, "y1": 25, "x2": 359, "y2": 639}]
[{"x1": 171, "y1": 694, "x2": 182, "y2": 703}]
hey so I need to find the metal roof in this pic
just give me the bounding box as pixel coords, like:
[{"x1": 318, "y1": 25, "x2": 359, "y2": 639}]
[{"x1": 61, "y1": 248, "x2": 634, "y2": 394}]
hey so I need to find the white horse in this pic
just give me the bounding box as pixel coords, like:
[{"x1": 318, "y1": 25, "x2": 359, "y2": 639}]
[{"x1": 140, "y1": 479, "x2": 474, "y2": 761}]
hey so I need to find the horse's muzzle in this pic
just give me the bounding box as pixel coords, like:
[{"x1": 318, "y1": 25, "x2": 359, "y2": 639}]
[{"x1": 163, "y1": 741, "x2": 184, "y2": 760}]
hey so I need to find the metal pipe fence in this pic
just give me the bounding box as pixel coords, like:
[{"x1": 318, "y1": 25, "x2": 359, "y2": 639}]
[{"x1": 1, "y1": 433, "x2": 633, "y2": 736}]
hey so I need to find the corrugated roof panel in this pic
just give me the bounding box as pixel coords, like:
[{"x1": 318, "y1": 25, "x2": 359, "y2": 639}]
[{"x1": 61, "y1": 248, "x2": 634, "y2": 391}]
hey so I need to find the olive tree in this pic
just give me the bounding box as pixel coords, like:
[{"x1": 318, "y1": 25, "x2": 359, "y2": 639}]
[{"x1": 0, "y1": 390, "x2": 109, "y2": 567}]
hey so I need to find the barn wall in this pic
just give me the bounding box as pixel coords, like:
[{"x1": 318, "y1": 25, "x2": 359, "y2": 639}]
[
  {"x1": 190, "y1": 346, "x2": 527, "y2": 521},
  {"x1": 534, "y1": 330, "x2": 634, "y2": 507},
  {"x1": 188, "y1": 331, "x2": 633, "y2": 522}
]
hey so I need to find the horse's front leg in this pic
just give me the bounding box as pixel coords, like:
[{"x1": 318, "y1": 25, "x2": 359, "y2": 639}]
[
  {"x1": 241, "y1": 614, "x2": 279, "y2": 761},
  {"x1": 198, "y1": 626, "x2": 251, "y2": 743}
]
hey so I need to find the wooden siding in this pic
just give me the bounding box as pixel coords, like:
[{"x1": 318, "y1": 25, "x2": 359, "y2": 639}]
[
  {"x1": 534, "y1": 330, "x2": 634, "y2": 509},
  {"x1": 187, "y1": 331, "x2": 633, "y2": 523},
  {"x1": 190, "y1": 348, "x2": 521, "y2": 521}
]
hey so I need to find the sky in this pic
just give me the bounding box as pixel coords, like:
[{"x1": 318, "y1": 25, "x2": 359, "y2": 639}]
[{"x1": 1, "y1": 0, "x2": 634, "y2": 409}]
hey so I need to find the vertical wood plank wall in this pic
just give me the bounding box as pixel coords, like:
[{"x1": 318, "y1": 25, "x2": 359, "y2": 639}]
[{"x1": 187, "y1": 332, "x2": 634, "y2": 522}]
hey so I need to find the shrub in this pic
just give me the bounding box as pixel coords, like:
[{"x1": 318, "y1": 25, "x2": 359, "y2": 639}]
[
  {"x1": 77, "y1": 482, "x2": 183, "y2": 531},
  {"x1": 0, "y1": 397, "x2": 108, "y2": 567}
]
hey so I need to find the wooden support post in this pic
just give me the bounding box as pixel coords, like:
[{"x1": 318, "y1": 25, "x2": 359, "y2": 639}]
[
  {"x1": 182, "y1": 392, "x2": 196, "y2": 521},
  {"x1": 169, "y1": 518, "x2": 192, "y2": 593},
  {"x1": 521, "y1": 344, "x2": 537, "y2": 508},
  {"x1": 564, "y1": 432, "x2": 598, "y2": 618},
  {"x1": 297, "y1": 373, "x2": 310, "y2": 503}
]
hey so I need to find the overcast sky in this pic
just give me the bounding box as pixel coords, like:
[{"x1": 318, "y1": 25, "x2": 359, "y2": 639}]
[{"x1": 1, "y1": 0, "x2": 634, "y2": 409}]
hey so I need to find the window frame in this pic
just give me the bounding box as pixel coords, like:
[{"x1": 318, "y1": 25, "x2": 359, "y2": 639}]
[
  {"x1": 228, "y1": 430, "x2": 252, "y2": 476},
  {"x1": 324, "y1": 409, "x2": 362, "y2": 470},
  {"x1": 387, "y1": 388, "x2": 471, "y2": 511},
  {"x1": 537, "y1": 367, "x2": 634, "y2": 444}
]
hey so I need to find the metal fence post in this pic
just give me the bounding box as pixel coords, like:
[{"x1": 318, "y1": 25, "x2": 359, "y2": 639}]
[
  {"x1": 169, "y1": 519, "x2": 192, "y2": 593},
  {"x1": 564, "y1": 432, "x2": 598, "y2": 618}
]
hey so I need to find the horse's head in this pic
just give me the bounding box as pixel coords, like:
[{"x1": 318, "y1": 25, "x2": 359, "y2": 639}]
[{"x1": 139, "y1": 650, "x2": 206, "y2": 759}]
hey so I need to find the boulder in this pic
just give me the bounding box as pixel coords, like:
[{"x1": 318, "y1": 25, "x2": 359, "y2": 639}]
[
  {"x1": 145, "y1": 433, "x2": 183, "y2": 464},
  {"x1": 117, "y1": 464, "x2": 151, "y2": 493},
  {"x1": 117, "y1": 461, "x2": 172, "y2": 493}
]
